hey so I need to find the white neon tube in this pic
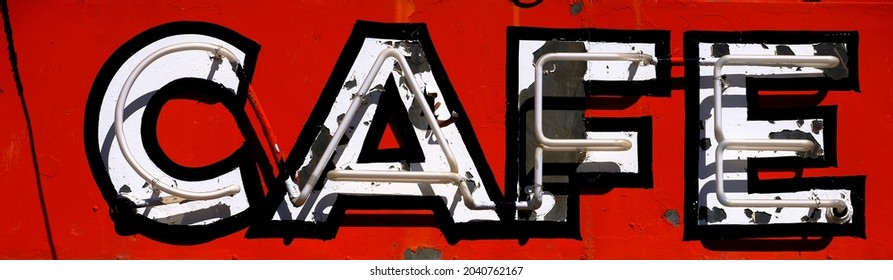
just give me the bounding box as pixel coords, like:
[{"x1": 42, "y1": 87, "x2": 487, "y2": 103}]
[
  {"x1": 534, "y1": 52, "x2": 654, "y2": 152},
  {"x1": 114, "y1": 43, "x2": 241, "y2": 201},
  {"x1": 523, "y1": 52, "x2": 655, "y2": 213},
  {"x1": 327, "y1": 170, "x2": 463, "y2": 184},
  {"x1": 288, "y1": 48, "x2": 508, "y2": 210},
  {"x1": 288, "y1": 51, "x2": 656, "y2": 211},
  {"x1": 715, "y1": 140, "x2": 846, "y2": 210},
  {"x1": 526, "y1": 52, "x2": 654, "y2": 210},
  {"x1": 713, "y1": 55, "x2": 840, "y2": 141},
  {"x1": 711, "y1": 55, "x2": 851, "y2": 221}
]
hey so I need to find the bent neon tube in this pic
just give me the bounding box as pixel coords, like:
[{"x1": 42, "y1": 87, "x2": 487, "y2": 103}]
[
  {"x1": 287, "y1": 48, "x2": 542, "y2": 210},
  {"x1": 115, "y1": 42, "x2": 241, "y2": 201},
  {"x1": 711, "y1": 55, "x2": 851, "y2": 221},
  {"x1": 534, "y1": 52, "x2": 654, "y2": 152},
  {"x1": 524, "y1": 52, "x2": 655, "y2": 212},
  {"x1": 712, "y1": 55, "x2": 840, "y2": 141}
]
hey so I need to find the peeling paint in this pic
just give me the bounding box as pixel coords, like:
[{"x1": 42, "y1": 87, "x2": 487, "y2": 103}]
[
  {"x1": 403, "y1": 247, "x2": 442, "y2": 260},
  {"x1": 392, "y1": 41, "x2": 431, "y2": 74},
  {"x1": 768, "y1": 129, "x2": 823, "y2": 159},
  {"x1": 664, "y1": 209, "x2": 679, "y2": 228},
  {"x1": 298, "y1": 127, "x2": 333, "y2": 185},
  {"x1": 707, "y1": 206, "x2": 729, "y2": 223},
  {"x1": 814, "y1": 42, "x2": 849, "y2": 80},
  {"x1": 699, "y1": 138, "x2": 711, "y2": 151},
  {"x1": 699, "y1": 206, "x2": 727, "y2": 223},
  {"x1": 775, "y1": 45, "x2": 795, "y2": 56},
  {"x1": 711, "y1": 43, "x2": 730, "y2": 58},
  {"x1": 745, "y1": 209, "x2": 772, "y2": 224},
  {"x1": 343, "y1": 76, "x2": 358, "y2": 89},
  {"x1": 811, "y1": 120, "x2": 824, "y2": 134},
  {"x1": 7, "y1": 0, "x2": 885, "y2": 260},
  {"x1": 801, "y1": 207, "x2": 822, "y2": 223},
  {"x1": 407, "y1": 99, "x2": 429, "y2": 131}
]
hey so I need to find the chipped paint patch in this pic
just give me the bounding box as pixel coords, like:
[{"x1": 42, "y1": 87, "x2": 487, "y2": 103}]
[
  {"x1": 387, "y1": 41, "x2": 431, "y2": 74},
  {"x1": 811, "y1": 120, "x2": 824, "y2": 134},
  {"x1": 802, "y1": 208, "x2": 822, "y2": 223},
  {"x1": 570, "y1": 2, "x2": 583, "y2": 16},
  {"x1": 664, "y1": 209, "x2": 679, "y2": 228},
  {"x1": 343, "y1": 76, "x2": 358, "y2": 90},
  {"x1": 775, "y1": 45, "x2": 795, "y2": 56},
  {"x1": 700, "y1": 206, "x2": 727, "y2": 223},
  {"x1": 699, "y1": 138, "x2": 711, "y2": 151},
  {"x1": 814, "y1": 42, "x2": 849, "y2": 80},
  {"x1": 711, "y1": 43, "x2": 730, "y2": 58},
  {"x1": 403, "y1": 247, "x2": 442, "y2": 260},
  {"x1": 744, "y1": 209, "x2": 772, "y2": 225}
]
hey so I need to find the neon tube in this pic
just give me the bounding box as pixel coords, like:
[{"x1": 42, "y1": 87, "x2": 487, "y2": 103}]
[
  {"x1": 710, "y1": 55, "x2": 851, "y2": 223},
  {"x1": 115, "y1": 43, "x2": 241, "y2": 201}
]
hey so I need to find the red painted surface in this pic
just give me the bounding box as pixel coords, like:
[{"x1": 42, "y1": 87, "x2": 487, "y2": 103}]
[
  {"x1": 2, "y1": 0, "x2": 893, "y2": 259},
  {"x1": 156, "y1": 98, "x2": 244, "y2": 168}
]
